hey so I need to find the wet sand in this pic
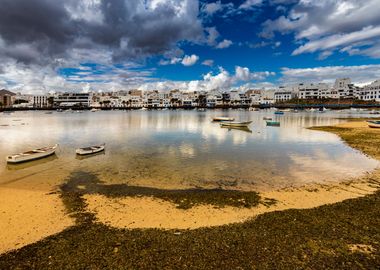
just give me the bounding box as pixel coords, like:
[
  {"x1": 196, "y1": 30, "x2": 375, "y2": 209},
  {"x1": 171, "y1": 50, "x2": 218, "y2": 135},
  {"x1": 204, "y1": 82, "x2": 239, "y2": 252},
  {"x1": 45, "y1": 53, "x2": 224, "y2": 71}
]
[
  {"x1": 84, "y1": 169, "x2": 380, "y2": 229},
  {"x1": 0, "y1": 187, "x2": 74, "y2": 254}
]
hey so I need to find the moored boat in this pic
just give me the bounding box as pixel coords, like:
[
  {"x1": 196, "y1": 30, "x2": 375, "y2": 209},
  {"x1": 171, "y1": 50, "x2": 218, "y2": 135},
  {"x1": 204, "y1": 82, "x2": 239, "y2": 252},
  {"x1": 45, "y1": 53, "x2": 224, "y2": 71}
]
[
  {"x1": 212, "y1": 117, "x2": 235, "y2": 122},
  {"x1": 266, "y1": 121, "x2": 280, "y2": 127},
  {"x1": 220, "y1": 121, "x2": 252, "y2": 127},
  {"x1": 367, "y1": 120, "x2": 380, "y2": 128},
  {"x1": 274, "y1": 111, "x2": 284, "y2": 115},
  {"x1": 6, "y1": 144, "x2": 58, "y2": 163},
  {"x1": 263, "y1": 117, "x2": 272, "y2": 120},
  {"x1": 76, "y1": 143, "x2": 105, "y2": 155}
]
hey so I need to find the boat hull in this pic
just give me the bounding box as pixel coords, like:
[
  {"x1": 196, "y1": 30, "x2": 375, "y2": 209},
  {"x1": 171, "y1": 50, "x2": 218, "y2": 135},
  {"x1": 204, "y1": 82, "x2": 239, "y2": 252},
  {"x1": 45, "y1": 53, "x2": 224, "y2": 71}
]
[
  {"x1": 6, "y1": 145, "x2": 58, "y2": 164},
  {"x1": 76, "y1": 145, "x2": 105, "y2": 155},
  {"x1": 220, "y1": 121, "x2": 252, "y2": 127},
  {"x1": 213, "y1": 117, "x2": 234, "y2": 122},
  {"x1": 266, "y1": 121, "x2": 280, "y2": 127},
  {"x1": 367, "y1": 121, "x2": 380, "y2": 128}
]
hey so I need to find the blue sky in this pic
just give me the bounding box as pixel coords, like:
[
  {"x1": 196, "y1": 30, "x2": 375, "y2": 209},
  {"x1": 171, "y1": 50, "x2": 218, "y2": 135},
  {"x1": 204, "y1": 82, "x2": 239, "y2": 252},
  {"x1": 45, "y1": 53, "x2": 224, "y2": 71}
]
[{"x1": 1, "y1": 0, "x2": 380, "y2": 93}]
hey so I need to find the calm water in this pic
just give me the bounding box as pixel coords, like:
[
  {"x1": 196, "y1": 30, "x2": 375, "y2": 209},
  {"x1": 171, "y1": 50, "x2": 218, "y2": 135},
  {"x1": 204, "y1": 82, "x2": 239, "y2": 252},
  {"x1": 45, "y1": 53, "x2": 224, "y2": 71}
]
[{"x1": 0, "y1": 109, "x2": 378, "y2": 191}]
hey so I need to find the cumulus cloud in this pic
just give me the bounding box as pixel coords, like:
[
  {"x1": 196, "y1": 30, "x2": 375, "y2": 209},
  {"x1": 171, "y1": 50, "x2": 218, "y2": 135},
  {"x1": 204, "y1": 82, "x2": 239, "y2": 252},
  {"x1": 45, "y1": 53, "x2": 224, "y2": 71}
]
[
  {"x1": 138, "y1": 66, "x2": 274, "y2": 92},
  {"x1": 261, "y1": 0, "x2": 380, "y2": 58},
  {"x1": 239, "y1": 0, "x2": 263, "y2": 10},
  {"x1": 280, "y1": 64, "x2": 380, "y2": 85},
  {"x1": 205, "y1": 27, "x2": 220, "y2": 46},
  {"x1": 181, "y1": 54, "x2": 199, "y2": 66},
  {"x1": 201, "y1": 1, "x2": 235, "y2": 18},
  {"x1": 201, "y1": 1, "x2": 224, "y2": 16},
  {"x1": 292, "y1": 25, "x2": 380, "y2": 56},
  {"x1": 0, "y1": 0, "x2": 203, "y2": 65},
  {"x1": 201, "y1": 59, "x2": 214, "y2": 66},
  {"x1": 216, "y1": 39, "x2": 233, "y2": 49}
]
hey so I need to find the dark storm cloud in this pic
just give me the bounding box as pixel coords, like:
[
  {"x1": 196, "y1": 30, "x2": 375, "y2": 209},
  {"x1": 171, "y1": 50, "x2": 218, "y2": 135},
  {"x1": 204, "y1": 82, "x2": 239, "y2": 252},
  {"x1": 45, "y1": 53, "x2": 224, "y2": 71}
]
[{"x1": 0, "y1": 0, "x2": 203, "y2": 64}]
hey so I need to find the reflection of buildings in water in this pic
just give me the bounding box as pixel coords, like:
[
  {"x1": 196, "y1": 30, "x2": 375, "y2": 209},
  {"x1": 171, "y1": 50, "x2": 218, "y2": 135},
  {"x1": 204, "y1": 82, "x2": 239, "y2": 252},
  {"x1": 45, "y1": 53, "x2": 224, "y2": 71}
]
[{"x1": 288, "y1": 149, "x2": 378, "y2": 184}]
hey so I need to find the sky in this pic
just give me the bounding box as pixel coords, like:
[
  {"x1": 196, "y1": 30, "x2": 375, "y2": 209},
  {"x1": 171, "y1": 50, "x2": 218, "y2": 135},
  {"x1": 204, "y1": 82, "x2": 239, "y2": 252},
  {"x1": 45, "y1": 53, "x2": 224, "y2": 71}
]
[{"x1": 1, "y1": 0, "x2": 380, "y2": 94}]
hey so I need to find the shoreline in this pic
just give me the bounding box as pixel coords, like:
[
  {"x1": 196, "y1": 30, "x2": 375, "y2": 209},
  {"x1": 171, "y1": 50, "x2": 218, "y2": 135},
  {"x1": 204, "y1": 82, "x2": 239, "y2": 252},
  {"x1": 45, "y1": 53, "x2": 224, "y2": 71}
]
[
  {"x1": 1, "y1": 119, "x2": 380, "y2": 268},
  {"x1": 2, "y1": 102, "x2": 380, "y2": 112}
]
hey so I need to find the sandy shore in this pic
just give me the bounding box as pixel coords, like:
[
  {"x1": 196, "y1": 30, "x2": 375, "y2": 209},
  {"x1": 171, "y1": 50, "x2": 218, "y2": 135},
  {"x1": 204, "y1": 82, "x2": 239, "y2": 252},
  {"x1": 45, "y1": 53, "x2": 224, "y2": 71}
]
[
  {"x1": 0, "y1": 187, "x2": 74, "y2": 254},
  {"x1": 84, "y1": 171, "x2": 380, "y2": 229},
  {"x1": 83, "y1": 120, "x2": 380, "y2": 230}
]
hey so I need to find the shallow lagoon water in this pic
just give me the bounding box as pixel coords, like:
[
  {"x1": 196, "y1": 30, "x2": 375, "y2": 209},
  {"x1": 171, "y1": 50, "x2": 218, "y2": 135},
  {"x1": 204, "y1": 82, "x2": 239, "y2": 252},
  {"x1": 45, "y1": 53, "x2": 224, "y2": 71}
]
[{"x1": 0, "y1": 109, "x2": 378, "y2": 191}]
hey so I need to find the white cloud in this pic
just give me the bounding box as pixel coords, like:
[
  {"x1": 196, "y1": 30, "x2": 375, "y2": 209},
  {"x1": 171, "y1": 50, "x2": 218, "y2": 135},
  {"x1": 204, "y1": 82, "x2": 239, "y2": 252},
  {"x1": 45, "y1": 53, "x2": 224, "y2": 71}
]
[
  {"x1": 202, "y1": 1, "x2": 223, "y2": 15},
  {"x1": 239, "y1": 0, "x2": 263, "y2": 10},
  {"x1": 201, "y1": 1, "x2": 235, "y2": 18},
  {"x1": 205, "y1": 27, "x2": 220, "y2": 46},
  {"x1": 280, "y1": 64, "x2": 380, "y2": 85},
  {"x1": 216, "y1": 39, "x2": 233, "y2": 49},
  {"x1": 234, "y1": 66, "x2": 275, "y2": 81},
  {"x1": 137, "y1": 66, "x2": 274, "y2": 92},
  {"x1": 293, "y1": 25, "x2": 380, "y2": 56},
  {"x1": 261, "y1": 0, "x2": 380, "y2": 58},
  {"x1": 201, "y1": 59, "x2": 214, "y2": 66},
  {"x1": 181, "y1": 54, "x2": 199, "y2": 66}
]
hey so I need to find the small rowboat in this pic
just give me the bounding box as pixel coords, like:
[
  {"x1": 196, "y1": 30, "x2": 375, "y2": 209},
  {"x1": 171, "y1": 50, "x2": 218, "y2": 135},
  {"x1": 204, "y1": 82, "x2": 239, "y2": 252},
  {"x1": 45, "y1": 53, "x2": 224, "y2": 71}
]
[
  {"x1": 367, "y1": 121, "x2": 380, "y2": 128},
  {"x1": 266, "y1": 121, "x2": 280, "y2": 127},
  {"x1": 213, "y1": 117, "x2": 235, "y2": 122},
  {"x1": 220, "y1": 121, "x2": 252, "y2": 127},
  {"x1": 263, "y1": 117, "x2": 272, "y2": 120},
  {"x1": 6, "y1": 144, "x2": 58, "y2": 163},
  {"x1": 76, "y1": 143, "x2": 105, "y2": 155},
  {"x1": 274, "y1": 111, "x2": 284, "y2": 115}
]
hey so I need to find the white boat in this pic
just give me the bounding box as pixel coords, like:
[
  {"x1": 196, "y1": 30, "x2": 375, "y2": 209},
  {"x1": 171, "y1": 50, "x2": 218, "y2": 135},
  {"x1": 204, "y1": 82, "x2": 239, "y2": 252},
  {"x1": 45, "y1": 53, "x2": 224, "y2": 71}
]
[
  {"x1": 91, "y1": 108, "x2": 99, "y2": 112},
  {"x1": 76, "y1": 143, "x2": 105, "y2": 155},
  {"x1": 367, "y1": 121, "x2": 380, "y2": 128},
  {"x1": 6, "y1": 144, "x2": 58, "y2": 163},
  {"x1": 212, "y1": 117, "x2": 235, "y2": 122},
  {"x1": 220, "y1": 121, "x2": 252, "y2": 127},
  {"x1": 369, "y1": 110, "x2": 380, "y2": 115}
]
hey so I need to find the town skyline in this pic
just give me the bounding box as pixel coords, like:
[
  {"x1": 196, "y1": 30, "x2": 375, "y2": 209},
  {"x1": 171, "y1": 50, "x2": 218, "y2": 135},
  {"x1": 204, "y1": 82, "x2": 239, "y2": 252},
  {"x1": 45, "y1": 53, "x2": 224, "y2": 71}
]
[{"x1": 1, "y1": 1, "x2": 380, "y2": 94}]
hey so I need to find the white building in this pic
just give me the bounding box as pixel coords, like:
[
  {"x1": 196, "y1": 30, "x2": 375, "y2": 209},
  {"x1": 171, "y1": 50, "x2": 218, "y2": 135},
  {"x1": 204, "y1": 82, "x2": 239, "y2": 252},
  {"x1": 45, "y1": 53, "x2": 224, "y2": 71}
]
[
  {"x1": 334, "y1": 78, "x2": 357, "y2": 99},
  {"x1": 259, "y1": 89, "x2": 275, "y2": 105},
  {"x1": 359, "y1": 80, "x2": 380, "y2": 102},
  {"x1": 33, "y1": 95, "x2": 49, "y2": 108},
  {"x1": 54, "y1": 93, "x2": 91, "y2": 107}
]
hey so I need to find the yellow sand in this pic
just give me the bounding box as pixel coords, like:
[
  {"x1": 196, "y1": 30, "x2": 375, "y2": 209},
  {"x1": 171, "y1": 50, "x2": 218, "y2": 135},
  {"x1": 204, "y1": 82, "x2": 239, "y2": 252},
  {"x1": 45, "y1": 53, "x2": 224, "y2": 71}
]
[
  {"x1": 84, "y1": 171, "x2": 380, "y2": 230},
  {"x1": 0, "y1": 187, "x2": 74, "y2": 254}
]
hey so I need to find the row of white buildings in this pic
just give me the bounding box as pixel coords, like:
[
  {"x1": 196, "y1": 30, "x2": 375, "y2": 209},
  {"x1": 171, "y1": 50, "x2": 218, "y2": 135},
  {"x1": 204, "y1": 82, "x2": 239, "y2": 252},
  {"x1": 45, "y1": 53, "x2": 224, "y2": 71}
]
[
  {"x1": 274, "y1": 78, "x2": 380, "y2": 102},
  {"x1": 5, "y1": 78, "x2": 380, "y2": 109}
]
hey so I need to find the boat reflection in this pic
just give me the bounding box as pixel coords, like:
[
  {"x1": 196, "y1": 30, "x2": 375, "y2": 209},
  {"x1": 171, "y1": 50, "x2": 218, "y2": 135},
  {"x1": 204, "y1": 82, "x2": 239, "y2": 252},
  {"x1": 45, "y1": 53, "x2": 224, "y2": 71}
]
[
  {"x1": 220, "y1": 125, "x2": 252, "y2": 133},
  {"x1": 6, "y1": 154, "x2": 58, "y2": 171}
]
